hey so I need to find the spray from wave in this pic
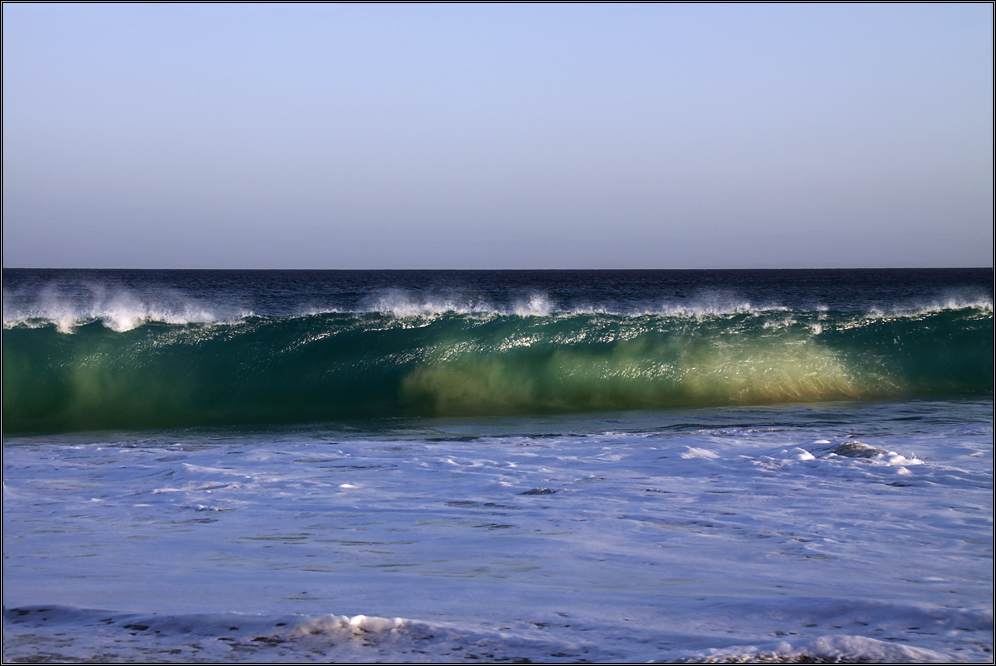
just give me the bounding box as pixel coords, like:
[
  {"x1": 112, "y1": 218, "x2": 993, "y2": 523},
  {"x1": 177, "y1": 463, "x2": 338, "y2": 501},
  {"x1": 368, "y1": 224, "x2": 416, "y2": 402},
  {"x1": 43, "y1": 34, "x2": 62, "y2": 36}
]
[
  {"x1": 2, "y1": 282, "x2": 252, "y2": 333},
  {"x1": 6, "y1": 281, "x2": 991, "y2": 333}
]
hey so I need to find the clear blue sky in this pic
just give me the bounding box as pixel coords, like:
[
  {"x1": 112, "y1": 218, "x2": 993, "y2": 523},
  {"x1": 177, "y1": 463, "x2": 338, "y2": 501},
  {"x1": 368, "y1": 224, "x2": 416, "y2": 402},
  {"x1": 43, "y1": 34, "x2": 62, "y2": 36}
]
[{"x1": 3, "y1": 3, "x2": 992, "y2": 269}]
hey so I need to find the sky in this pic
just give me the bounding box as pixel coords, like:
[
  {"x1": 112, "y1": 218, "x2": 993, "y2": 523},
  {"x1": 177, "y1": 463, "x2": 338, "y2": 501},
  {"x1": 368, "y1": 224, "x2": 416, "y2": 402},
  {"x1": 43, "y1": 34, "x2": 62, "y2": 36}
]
[{"x1": 2, "y1": 3, "x2": 993, "y2": 269}]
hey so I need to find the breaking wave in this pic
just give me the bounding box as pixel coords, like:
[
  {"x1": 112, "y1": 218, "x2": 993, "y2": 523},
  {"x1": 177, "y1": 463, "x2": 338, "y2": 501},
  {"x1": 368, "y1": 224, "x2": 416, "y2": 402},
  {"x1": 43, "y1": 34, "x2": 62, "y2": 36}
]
[{"x1": 3, "y1": 305, "x2": 991, "y2": 433}]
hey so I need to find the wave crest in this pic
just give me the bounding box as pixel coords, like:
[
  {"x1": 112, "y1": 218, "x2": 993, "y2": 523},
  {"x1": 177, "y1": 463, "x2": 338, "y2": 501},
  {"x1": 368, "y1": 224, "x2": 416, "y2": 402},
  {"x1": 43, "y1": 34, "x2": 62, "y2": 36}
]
[{"x1": 3, "y1": 283, "x2": 252, "y2": 332}]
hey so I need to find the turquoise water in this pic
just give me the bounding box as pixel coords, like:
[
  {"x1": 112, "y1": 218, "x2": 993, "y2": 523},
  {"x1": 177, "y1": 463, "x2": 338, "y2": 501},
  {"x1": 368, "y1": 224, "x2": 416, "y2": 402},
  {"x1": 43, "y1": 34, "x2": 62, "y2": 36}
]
[{"x1": 3, "y1": 268, "x2": 992, "y2": 432}]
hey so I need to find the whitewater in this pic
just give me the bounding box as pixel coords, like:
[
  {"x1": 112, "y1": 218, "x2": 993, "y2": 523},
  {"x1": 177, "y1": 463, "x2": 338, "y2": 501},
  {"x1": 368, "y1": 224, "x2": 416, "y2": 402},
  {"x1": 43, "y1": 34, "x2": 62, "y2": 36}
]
[{"x1": 3, "y1": 268, "x2": 992, "y2": 663}]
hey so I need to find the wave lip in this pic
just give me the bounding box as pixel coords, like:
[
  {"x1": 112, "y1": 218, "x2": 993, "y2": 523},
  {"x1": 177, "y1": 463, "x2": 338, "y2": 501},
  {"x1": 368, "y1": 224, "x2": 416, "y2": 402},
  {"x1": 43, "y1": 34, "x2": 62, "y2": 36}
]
[
  {"x1": 5, "y1": 274, "x2": 993, "y2": 330},
  {"x1": 3, "y1": 283, "x2": 252, "y2": 333}
]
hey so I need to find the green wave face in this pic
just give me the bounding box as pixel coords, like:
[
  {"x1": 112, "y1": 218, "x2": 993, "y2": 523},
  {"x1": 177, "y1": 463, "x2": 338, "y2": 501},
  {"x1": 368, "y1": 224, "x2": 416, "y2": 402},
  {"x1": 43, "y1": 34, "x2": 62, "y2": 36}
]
[{"x1": 3, "y1": 308, "x2": 992, "y2": 433}]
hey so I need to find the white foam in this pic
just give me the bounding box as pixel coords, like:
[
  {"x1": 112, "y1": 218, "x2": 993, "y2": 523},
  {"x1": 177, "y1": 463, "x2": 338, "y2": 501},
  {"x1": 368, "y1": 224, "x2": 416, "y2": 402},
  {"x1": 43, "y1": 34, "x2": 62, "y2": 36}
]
[
  {"x1": 2, "y1": 405, "x2": 991, "y2": 663},
  {"x1": 908, "y1": 292, "x2": 994, "y2": 315},
  {"x1": 641, "y1": 289, "x2": 792, "y2": 318},
  {"x1": 861, "y1": 292, "x2": 994, "y2": 321},
  {"x1": 363, "y1": 289, "x2": 495, "y2": 317},
  {"x1": 681, "y1": 446, "x2": 719, "y2": 459},
  {"x1": 696, "y1": 634, "x2": 954, "y2": 663},
  {"x1": 2, "y1": 282, "x2": 251, "y2": 332},
  {"x1": 875, "y1": 450, "x2": 923, "y2": 466},
  {"x1": 362, "y1": 289, "x2": 559, "y2": 318},
  {"x1": 6, "y1": 281, "x2": 989, "y2": 329},
  {"x1": 512, "y1": 293, "x2": 554, "y2": 317}
]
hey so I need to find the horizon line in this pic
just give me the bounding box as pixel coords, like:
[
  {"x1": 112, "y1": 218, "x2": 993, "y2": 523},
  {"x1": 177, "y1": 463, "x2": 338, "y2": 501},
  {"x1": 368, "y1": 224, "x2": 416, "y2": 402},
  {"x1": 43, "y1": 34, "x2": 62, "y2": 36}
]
[{"x1": 2, "y1": 266, "x2": 994, "y2": 272}]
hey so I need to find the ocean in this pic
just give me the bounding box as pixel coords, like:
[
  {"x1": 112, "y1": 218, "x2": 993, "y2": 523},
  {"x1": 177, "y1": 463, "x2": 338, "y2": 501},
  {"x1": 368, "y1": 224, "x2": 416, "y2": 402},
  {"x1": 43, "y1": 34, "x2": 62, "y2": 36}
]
[{"x1": 2, "y1": 268, "x2": 992, "y2": 663}]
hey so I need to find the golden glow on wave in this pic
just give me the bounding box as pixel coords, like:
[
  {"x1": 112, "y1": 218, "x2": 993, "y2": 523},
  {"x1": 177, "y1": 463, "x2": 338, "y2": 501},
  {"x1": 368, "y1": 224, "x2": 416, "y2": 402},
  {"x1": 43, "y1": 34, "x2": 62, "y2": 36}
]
[{"x1": 401, "y1": 336, "x2": 903, "y2": 416}]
